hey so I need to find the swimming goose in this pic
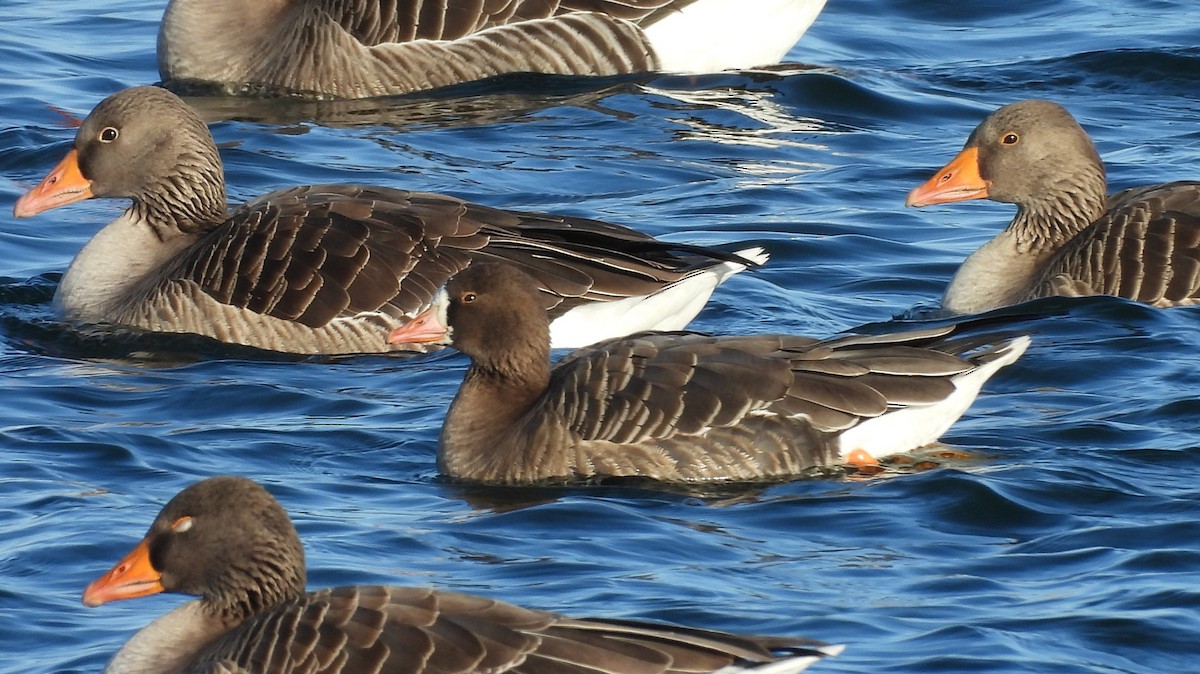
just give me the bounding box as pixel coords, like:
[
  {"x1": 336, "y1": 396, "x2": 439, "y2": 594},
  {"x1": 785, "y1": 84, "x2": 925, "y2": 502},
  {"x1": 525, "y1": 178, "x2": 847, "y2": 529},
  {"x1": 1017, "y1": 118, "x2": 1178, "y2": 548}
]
[
  {"x1": 13, "y1": 86, "x2": 765, "y2": 355},
  {"x1": 906, "y1": 99, "x2": 1200, "y2": 314},
  {"x1": 83, "y1": 476, "x2": 843, "y2": 674},
  {"x1": 158, "y1": 0, "x2": 829, "y2": 99},
  {"x1": 386, "y1": 262, "x2": 1030, "y2": 484}
]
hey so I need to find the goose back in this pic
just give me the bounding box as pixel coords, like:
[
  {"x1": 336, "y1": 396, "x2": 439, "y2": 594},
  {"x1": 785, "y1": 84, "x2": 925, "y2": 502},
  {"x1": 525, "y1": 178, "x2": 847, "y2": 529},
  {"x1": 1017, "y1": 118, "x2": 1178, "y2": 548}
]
[
  {"x1": 1026, "y1": 181, "x2": 1200, "y2": 305},
  {"x1": 135, "y1": 186, "x2": 757, "y2": 353},
  {"x1": 182, "y1": 585, "x2": 835, "y2": 674}
]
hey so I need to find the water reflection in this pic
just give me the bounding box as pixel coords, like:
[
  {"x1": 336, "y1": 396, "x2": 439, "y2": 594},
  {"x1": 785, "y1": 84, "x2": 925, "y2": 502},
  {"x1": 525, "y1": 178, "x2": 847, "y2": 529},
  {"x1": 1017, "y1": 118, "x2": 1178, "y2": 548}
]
[
  {"x1": 644, "y1": 83, "x2": 835, "y2": 151},
  {"x1": 180, "y1": 73, "x2": 656, "y2": 130}
]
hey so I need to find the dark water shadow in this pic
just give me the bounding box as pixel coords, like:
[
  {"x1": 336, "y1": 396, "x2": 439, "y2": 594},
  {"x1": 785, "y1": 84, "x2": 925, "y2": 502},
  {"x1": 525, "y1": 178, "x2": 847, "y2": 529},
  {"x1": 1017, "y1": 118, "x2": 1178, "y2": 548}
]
[
  {"x1": 439, "y1": 462, "x2": 925, "y2": 513},
  {"x1": 174, "y1": 63, "x2": 833, "y2": 131},
  {"x1": 176, "y1": 72, "x2": 658, "y2": 129},
  {"x1": 851, "y1": 293, "x2": 1156, "y2": 335}
]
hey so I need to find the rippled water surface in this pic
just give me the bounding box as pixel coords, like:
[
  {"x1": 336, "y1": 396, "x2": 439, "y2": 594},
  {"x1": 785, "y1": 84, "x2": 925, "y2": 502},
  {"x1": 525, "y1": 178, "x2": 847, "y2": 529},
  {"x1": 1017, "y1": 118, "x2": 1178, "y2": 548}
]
[{"x1": 3, "y1": 1, "x2": 1200, "y2": 673}]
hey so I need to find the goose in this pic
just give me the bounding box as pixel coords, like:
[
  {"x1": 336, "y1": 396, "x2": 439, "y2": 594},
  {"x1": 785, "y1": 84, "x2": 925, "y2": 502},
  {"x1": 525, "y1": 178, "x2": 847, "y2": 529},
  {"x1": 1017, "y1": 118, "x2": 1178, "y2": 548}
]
[
  {"x1": 906, "y1": 99, "x2": 1200, "y2": 314},
  {"x1": 386, "y1": 262, "x2": 1030, "y2": 484},
  {"x1": 13, "y1": 86, "x2": 765, "y2": 355},
  {"x1": 82, "y1": 476, "x2": 843, "y2": 674},
  {"x1": 157, "y1": 0, "x2": 829, "y2": 99}
]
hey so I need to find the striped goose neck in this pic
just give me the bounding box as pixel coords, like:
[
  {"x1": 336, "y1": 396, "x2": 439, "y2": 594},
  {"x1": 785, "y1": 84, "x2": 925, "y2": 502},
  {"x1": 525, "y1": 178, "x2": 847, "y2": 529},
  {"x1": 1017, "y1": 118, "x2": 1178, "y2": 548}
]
[
  {"x1": 199, "y1": 539, "x2": 305, "y2": 626},
  {"x1": 133, "y1": 154, "x2": 227, "y2": 241},
  {"x1": 1009, "y1": 171, "x2": 1106, "y2": 254}
]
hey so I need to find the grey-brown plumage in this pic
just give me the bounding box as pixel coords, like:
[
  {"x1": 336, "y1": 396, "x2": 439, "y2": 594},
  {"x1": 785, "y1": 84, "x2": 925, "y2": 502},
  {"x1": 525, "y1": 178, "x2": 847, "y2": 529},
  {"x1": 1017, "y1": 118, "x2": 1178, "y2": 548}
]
[
  {"x1": 83, "y1": 477, "x2": 842, "y2": 674},
  {"x1": 157, "y1": 0, "x2": 826, "y2": 99},
  {"x1": 907, "y1": 99, "x2": 1200, "y2": 313},
  {"x1": 388, "y1": 263, "x2": 1030, "y2": 484},
  {"x1": 14, "y1": 86, "x2": 763, "y2": 355}
]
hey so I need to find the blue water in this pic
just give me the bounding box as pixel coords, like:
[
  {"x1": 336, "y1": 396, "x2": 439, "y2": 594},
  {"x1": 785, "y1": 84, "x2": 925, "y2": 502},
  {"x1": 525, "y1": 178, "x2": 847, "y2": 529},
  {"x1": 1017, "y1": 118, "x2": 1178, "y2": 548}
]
[{"x1": 3, "y1": 1, "x2": 1200, "y2": 672}]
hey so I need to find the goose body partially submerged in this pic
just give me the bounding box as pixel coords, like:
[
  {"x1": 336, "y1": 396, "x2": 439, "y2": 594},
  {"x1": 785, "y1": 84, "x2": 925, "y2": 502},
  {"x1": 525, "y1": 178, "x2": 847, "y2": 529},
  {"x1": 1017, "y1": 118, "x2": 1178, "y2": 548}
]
[
  {"x1": 157, "y1": 0, "x2": 829, "y2": 99},
  {"x1": 84, "y1": 476, "x2": 843, "y2": 674},
  {"x1": 14, "y1": 86, "x2": 764, "y2": 355},
  {"x1": 388, "y1": 263, "x2": 1030, "y2": 484}
]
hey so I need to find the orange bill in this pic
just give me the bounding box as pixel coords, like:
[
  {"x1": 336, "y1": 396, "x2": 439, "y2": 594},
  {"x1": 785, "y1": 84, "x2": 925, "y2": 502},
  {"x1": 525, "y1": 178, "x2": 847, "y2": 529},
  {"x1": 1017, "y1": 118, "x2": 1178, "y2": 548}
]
[
  {"x1": 905, "y1": 146, "x2": 989, "y2": 208},
  {"x1": 387, "y1": 305, "x2": 448, "y2": 345},
  {"x1": 82, "y1": 538, "x2": 164, "y2": 607},
  {"x1": 13, "y1": 149, "x2": 95, "y2": 218}
]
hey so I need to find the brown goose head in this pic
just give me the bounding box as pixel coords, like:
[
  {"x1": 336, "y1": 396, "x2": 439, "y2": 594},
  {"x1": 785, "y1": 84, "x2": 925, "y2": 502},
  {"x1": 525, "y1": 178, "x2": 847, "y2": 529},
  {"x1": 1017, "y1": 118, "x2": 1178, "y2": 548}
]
[
  {"x1": 83, "y1": 476, "x2": 306, "y2": 624},
  {"x1": 14, "y1": 86, "x2": 227, "y2": 236},
  {"x1": 389, "y1": 263, "x2": 552, "y2": 378},
  {"x1": 907, "y1": 100, "x2": 1107, "y2": 220}
]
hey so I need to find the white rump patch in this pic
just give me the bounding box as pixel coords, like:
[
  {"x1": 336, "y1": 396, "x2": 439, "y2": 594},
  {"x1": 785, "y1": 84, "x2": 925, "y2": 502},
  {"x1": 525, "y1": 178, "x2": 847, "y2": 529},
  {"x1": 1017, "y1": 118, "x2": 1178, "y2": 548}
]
[
  {"x1": 641, "y1": 0, "x2": 828, "y2": 73},
  {"x1": 547, "y1": 247, "x2": 767, "y2": 349},
  {"x1": 711, "y1": 643, "x2": 844, "y2": 674},
  {"x1": 835, "y1": 335, "x2": 1031, "y2": 461}
]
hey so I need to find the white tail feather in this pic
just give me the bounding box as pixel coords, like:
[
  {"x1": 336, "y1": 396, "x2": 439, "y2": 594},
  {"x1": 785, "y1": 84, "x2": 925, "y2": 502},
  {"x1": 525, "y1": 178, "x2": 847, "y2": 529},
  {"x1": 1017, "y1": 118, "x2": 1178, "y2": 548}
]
[
  {"x1": 836, "y1": 335, "x2": 1031, "y2": 461},
  {"x1": 547, "y1": 246, "x2": 768, "y2": 349},
  {"x1": 712, "y1": 644, "x2": 845, "y2": 674},
  {"x1": 642, "y1": 0, "x2": 828, "y2": 73}
]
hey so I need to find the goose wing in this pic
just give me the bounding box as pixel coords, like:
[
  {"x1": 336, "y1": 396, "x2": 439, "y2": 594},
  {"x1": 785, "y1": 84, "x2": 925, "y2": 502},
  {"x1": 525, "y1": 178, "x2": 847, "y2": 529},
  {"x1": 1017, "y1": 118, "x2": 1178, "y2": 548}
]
[
  {"x1": 169, "y1": 185, "x2": 482, "y2": 328},
  {"x1": 319, "y1": 0, "x2": 686, "y2": 45},
  {"x1": 541, "y1": 325, "x2": 972, "y2": 446},
  {"x1": 189, "y1": 586, "x2": 835, "y2": 674},
  {"x1": 1031, "y1": 181, "x2": 1200, "y2": 305},
  {"x1": 168, "y1": 184, "x2": 745, "y2": 329}
]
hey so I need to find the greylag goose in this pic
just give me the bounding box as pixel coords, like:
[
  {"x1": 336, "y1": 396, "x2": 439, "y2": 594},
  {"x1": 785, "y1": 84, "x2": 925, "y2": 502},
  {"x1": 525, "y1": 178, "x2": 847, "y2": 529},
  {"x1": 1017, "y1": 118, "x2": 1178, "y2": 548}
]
[
  {"x1": 386, "y1": 262, "x2": 1030, "y2": 484},
  {"x1": 906, "y1": 99, "x2": 1200, "y2": 314},
  {"x1": 83, "y1": 476, "x2": 843, "y2": 674},
  {"x1": 13, "y1": 86, "x2": 765, "y2": 355},
  {"x1": 158, "y1": 0, "x2": 829, "y2": 99}
]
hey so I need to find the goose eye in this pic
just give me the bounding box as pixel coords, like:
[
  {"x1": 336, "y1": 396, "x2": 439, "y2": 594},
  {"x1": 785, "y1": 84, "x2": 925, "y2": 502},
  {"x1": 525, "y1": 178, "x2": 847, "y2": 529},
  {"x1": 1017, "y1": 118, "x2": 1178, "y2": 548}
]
[
  {"x1": 461, "y1": 292, "x2": 477, "y2": 303},
  {"x1": 99, "y1": 127, "x2": 119, "y2": 143},
  {"x1": 171, "y1": 516, "x2": 194, "y2": 533},
  {"x1": 1001, "y1": 133, "x2": 1019, "y2": 145}
]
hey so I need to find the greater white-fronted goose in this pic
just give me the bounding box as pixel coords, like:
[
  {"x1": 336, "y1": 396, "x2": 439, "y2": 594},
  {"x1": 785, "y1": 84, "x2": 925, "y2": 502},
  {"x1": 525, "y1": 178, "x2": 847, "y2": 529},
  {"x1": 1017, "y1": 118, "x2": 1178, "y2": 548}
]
[
  {"x1": 83, "y1": 476, "x2": 843, "y2": 674},
  {"x1": 158, "y1": 0, "x2": 829, "y2": 99},
  {"x1": 906, "y1": 99, "x2": 1200, "y2": 314},
  {"x1": 13, "y1": 86, "x2": 765, "y2": 355},
  {"x1": 386, "y1": 262, "x2": 1030, "y2": 484}
]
